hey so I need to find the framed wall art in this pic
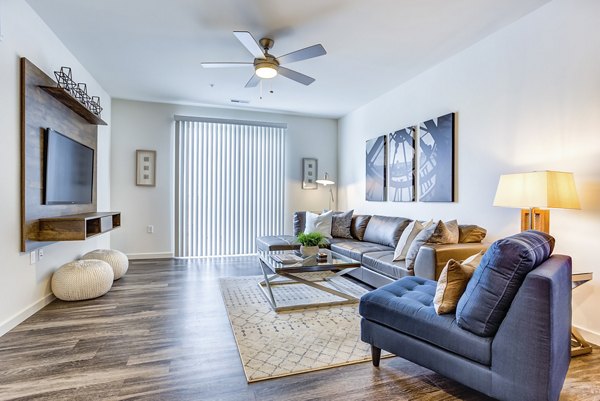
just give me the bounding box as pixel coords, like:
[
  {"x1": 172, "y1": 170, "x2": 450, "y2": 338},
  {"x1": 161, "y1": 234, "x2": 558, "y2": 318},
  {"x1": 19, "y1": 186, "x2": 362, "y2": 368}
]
[
  {"x1": 388, "y1": 126, "x2": 416, "y2": 202},
  {"x1": 136, "y1": 149, "x2": 156, "y2": 187},
  {"x1": 302, "y1": 158, "x2": 318, "y2": 190},
  {"x1": 365, "y1": 135, "x2": 387, "y2": 201},
  {"x1": 418, "y1": 112, "x2": 455, "y2": 202}
]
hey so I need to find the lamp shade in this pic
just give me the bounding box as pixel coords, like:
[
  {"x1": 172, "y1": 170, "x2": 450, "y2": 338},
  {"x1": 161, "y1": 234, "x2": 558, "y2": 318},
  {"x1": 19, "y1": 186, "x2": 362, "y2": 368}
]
[
  {"x1": 316, "y1": 172, "x2": 335, "y2": 186},
  {"x1": 493, "y1": 171, "x2": 580, "y2": 209}
]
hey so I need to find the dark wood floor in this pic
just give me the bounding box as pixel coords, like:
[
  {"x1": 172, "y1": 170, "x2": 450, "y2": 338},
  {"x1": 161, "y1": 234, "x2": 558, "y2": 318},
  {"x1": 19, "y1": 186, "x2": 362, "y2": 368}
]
[{"x1": 0, "y1": 257, "x2": 598, "y2": 400}]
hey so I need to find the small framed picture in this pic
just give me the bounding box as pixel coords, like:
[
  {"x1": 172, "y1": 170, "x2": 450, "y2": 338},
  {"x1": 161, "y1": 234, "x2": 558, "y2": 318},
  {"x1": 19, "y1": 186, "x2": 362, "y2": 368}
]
[
  {"x1": 136, "y1": 150, "x2": 156, "y2": 186},
  {"x1": 302, "y1": 158, "x2": 318, "y2": 190}
]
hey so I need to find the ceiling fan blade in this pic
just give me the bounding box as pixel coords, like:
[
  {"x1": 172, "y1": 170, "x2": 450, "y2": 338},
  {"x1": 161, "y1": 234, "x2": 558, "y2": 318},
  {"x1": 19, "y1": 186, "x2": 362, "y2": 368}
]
[
  {"x1": 201, "y1": 62, "x2": 253, "y2": 68},
  {"x1": 245, "y1": 74, "x2": 261, "y2": 88},
  {"x1": 233, "y1": 31, "x2": 266, "y2": 59},
  {"x1": 276, "y1": 44, "x2": 326, "y2": 64},
  {"x1": 278, "y1": 66, "x2": 315, "y2": 86}
]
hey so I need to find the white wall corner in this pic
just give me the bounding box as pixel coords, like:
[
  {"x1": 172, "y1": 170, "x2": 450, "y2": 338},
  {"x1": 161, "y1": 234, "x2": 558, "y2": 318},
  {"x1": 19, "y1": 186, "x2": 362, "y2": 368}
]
[{"x1": 0, "y1": 293, "x2": 55, "y2": 337}]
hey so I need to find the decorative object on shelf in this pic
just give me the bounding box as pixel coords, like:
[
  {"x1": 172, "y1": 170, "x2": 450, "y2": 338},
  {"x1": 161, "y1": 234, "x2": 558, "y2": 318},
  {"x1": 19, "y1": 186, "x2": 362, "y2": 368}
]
[
  {"x1": 136, "y1": 150, "x2": 156, "y2": 187},
  {"x1": 53, "y1": 66, "x2": 103, "y2": 117},
  {"x1": 297, "y1": 231, "x2": 325, "y2": 256},
  {"x1": 366, "y1": 135, "x2": 387, "y2": 201},
  {"x1": 389, "y1": 126, "x2": 416, "y2": 202},
  {"x1": 302, "y1": 157, "x2": 318, "y2": 190},
  {"x1": 419, "y1": 112, "x2": 455, "y2": 202},
  {"x1": 316, "y1": 172, "x2": 335, "y2": 210},
  {"x1": 493, "y1": 170, "x2": 580, "y2": 233}
]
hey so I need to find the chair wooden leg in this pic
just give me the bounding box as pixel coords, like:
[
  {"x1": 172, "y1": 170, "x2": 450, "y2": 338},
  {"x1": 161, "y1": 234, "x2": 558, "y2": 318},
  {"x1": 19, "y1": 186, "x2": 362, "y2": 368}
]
[{"x1": 371, "y1": 345, "x2": 381, "y2": 367}]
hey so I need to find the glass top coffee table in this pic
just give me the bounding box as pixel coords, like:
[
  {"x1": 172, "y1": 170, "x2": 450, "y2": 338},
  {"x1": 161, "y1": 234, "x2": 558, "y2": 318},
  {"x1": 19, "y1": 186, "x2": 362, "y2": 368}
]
[{"x1": 257, "y1": 249, "x2": 361, "y2": 312}]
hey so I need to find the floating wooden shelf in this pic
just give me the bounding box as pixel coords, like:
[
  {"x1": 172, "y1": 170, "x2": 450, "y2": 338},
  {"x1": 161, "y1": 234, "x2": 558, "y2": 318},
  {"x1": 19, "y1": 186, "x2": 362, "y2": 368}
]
[
  {"x1": 39, "y1": 85, "x2": 107, "y2": 126},
  {"x1": 33, "y1": 212, "x2": 121, "y2": 242}
]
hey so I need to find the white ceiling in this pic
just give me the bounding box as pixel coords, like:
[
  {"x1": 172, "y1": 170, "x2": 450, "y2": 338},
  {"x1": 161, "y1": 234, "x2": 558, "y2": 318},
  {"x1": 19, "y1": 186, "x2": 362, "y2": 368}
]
[{"x1": 26, "y1": 0, "x2": 550, "y2": 118}]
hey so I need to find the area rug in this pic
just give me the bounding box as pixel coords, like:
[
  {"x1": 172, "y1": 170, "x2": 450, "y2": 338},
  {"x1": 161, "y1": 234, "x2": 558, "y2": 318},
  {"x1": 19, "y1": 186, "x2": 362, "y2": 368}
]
[{"x1": 219, "y1": 273, "x2": 389, "y2": 382}]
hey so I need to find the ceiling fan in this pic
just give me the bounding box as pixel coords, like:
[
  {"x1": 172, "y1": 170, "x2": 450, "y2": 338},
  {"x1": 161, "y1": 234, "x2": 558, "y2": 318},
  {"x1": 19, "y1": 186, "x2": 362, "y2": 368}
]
[{"x1": 201, "y1": 31, "x2": 327, "y2": 87}]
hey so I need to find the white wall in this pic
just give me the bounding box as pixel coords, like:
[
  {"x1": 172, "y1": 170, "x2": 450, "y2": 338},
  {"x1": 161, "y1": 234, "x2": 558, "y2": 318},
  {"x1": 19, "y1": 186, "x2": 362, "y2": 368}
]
[
  {"x1": 338, "y1": 0, "x2": 600, "y2": 342},
  {"x1": 110, "y1": 99, "x2": 337, "y2": 258},
  {"x1": 0, "y1": 0, "x2": 111, "y2": 335}
]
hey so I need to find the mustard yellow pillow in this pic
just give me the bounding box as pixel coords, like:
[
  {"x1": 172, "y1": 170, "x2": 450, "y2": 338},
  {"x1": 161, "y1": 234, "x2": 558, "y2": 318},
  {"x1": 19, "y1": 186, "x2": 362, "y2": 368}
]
[{"x1": 434, "y1": 252, "x2": 483, "y2": 314}]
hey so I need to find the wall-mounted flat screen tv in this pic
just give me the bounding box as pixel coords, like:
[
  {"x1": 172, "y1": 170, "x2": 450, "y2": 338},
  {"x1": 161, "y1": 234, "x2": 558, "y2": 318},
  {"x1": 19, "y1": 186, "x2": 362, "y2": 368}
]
[{"x1": 44, "y1": 128, "x2": 94, "y2": 205}]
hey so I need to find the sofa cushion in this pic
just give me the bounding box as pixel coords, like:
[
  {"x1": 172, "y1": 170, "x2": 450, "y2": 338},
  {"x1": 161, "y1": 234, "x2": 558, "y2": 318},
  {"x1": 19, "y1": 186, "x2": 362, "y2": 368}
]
[
  {"x1": 331, "y1": 210, "x2": 354, "y2": 239},
  {"x1": 305, "y1": 211, "x2": 333, "y2": 238},
  {"x1": 330, "y1": 240, "x2": 392, "y2": 261},
  {"x1": 256, "y1": 235, "x2": 300, "y2": 252},
  {"x1": 458, "y1": 225, "x2": 487, "y2": 243},
  {"x1": 359, "y1": 277, "x2": 493, "y2": 365},
  {"x1": 456, "y1": 230, "x2": 555, "y2": 337},
  {"x1": 429, "y1": 220, "x2": 459, "y2": 244},
  {"x1": 434, "y1": 252, "x2": 483, "y2": 314},
  {"x1": 293, "y1": 211, "x2": 307, "y2": 236},
  {"x1": 351, "y1": 215, "x2": 371, "y2": 240},
  {"x1": 363, "y1": 215, "x2": 410, "y2": 248},
  {"x1": 362, "y1": 251, "x2": 412, "y2": 279}
]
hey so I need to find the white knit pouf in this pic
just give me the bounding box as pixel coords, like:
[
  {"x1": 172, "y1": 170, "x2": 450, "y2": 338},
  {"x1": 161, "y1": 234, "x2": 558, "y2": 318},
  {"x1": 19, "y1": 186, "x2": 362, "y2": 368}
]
[
  {"x1": 51, "y1": 259, "x2": 114, "y2": 301},
  {"x1": 82, "y1": 249, "x2": 129, "y2": 280}
]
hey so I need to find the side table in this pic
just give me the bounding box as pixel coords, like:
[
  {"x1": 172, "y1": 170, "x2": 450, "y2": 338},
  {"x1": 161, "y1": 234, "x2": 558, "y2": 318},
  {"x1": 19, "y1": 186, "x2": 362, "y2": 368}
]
[{"x1": 572, "y1": 272, "x2": 593, "y2": 357}]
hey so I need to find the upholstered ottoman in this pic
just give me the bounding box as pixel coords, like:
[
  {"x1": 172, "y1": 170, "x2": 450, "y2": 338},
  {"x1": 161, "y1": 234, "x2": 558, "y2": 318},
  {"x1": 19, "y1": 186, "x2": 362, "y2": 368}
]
[
  {"x1": 51, "y1": 259, "x2": 114, "y2": 301},
  {"x1": 82, "y1": 249, "x2": 129, "y2": 280}
]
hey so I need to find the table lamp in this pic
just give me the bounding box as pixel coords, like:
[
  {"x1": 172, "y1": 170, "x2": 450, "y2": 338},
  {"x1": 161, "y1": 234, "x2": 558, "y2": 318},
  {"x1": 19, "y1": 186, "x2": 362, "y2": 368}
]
[
  {"x1": 316, "y1": 172, "x2": 335, "y2": 211},
  {"x1": 493, "y1": 171, "x2": 580, "y2": 233}
]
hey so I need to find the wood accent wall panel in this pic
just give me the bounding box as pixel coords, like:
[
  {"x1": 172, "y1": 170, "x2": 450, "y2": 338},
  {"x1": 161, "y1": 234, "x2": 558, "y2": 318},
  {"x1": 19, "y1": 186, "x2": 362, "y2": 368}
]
[{"x1": 20, "y1": 58, "x2": 98, "y2": 252}]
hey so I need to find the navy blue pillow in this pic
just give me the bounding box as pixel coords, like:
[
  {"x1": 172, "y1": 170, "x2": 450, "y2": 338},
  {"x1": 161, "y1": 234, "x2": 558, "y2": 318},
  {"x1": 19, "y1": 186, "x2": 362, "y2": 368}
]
[{"x1": 456, "y1": 230, "x2": 555, "y2": 337}]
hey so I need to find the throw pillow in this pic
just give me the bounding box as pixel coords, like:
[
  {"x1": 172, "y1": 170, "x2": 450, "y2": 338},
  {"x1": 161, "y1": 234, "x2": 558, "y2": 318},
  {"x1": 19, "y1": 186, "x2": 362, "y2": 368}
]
[
  {"x1": 404, "y1": 222, "x2": 438, "y2": 271},
  {"x1": 363, "y1": 215, "x2": 411, "y2": 248},
  {"x1": 351, "y1": 215, "x2": 371, "y2": 240},
  {"x1": 331, "y1": 210, "x2": 354, "y2": 239},
  {"x1": 434, "y1": 252, "x2": 483, "y2": 314},
  {"x1": 458, "y1": 225, "x2": 487, "y2": 243},
  {"x1": 428, "y1": 219, "x2": 459, "y2": 244},
  {"x1": 304, "y1": 211, "x2": 333, "y2": 238},
  {"x1": 293, "y1": 211, "x2": 307, "y2": 236},
  {"x1": 456, "y1": 230, "x2": 555, "y2": 337},
  {"x1": 393, "y1": 220, "x2": 433, "y2": 261}
]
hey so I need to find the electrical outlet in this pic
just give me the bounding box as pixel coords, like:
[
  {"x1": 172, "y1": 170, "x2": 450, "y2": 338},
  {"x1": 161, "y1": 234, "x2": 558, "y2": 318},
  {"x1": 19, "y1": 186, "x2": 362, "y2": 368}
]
[
  {"x1": 30, "y1": 251, "x2": 36, "y2": 264},
  {"x1": 146, "y1": 225, "x2": 154, "y2": 234},
  {"x1": 38, "y1": 248, "x2": 44, "y2": 260}
]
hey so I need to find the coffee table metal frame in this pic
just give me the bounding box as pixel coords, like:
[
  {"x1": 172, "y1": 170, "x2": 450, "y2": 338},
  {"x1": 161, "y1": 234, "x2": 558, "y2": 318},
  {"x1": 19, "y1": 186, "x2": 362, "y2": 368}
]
[{"x1": 257, "y1": 249, "x2": 361, "y2": 312}]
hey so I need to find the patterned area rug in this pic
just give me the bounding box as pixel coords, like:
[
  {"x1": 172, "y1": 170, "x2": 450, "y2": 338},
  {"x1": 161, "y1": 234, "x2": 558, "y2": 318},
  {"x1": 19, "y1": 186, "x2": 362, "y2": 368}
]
[{"x1": 219, "y1": 273, "x2": 388, "y2": 382}]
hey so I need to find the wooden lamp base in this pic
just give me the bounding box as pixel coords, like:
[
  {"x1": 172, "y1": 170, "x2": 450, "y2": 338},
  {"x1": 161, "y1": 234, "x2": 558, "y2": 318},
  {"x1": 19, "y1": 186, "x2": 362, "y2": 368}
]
[{"x1": 520, "y1": 208, "x2": 550, "y2": 233}]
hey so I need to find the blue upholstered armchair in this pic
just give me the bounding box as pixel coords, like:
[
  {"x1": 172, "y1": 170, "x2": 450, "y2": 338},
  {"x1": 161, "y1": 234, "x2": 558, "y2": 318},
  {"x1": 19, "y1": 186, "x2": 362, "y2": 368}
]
[{"x1": 359, "y1": 231, "x2": 572, "y2": 401}]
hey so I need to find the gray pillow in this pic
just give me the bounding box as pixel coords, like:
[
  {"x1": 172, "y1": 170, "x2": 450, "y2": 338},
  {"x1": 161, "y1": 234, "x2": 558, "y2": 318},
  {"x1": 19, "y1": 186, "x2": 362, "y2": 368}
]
[
  {"x1": 351, "y1": 215, "x2": 371, "y2": 240},
  {"x1": 428, "y1": 220, "x2": 459, "y2": 244},
  {"x1": 293, "y1": 211, "x2": 307, "y2": 236},
  {"x1": 363, "y1": 215, "x2": 410, "y2": 248},
  {"x1": 405, "y1": 223, "x2": 437, "y2": 271},
  {"x1": 331, "y1": 210, "x2": 353, "y2": 239}
]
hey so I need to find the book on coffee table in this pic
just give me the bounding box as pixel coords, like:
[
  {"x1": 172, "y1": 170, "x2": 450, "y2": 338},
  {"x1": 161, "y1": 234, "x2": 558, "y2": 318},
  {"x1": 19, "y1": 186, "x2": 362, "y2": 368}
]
[{"x1": 270, "y1": 254, "x2": 303, "y2": 264}]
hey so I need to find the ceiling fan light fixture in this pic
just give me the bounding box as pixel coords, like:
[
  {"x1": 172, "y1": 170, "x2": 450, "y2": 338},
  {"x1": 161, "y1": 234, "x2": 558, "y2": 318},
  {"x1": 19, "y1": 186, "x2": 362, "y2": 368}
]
[{"x1": 255, "y1": 64, "x2": 278, "y2": 79}]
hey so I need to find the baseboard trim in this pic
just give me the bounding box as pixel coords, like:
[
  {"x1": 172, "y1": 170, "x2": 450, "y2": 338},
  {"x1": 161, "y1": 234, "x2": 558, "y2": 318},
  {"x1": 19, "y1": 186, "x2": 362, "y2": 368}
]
[
  {"x1": 127, "y1": 252, "x2": 174, "y2": 260},
  {"x1": 574, "y1": 325, "x2": 600, "y2": 347},
  {"x1": 0, "y1": 292, "x2": 56, "y2": 337}
]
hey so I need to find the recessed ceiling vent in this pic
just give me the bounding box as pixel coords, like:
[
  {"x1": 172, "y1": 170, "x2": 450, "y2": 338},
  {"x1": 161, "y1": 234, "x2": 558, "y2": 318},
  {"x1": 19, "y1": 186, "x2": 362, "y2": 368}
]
[{"x1": 230, "y1": 99, "x2": 250, "y2": 104}]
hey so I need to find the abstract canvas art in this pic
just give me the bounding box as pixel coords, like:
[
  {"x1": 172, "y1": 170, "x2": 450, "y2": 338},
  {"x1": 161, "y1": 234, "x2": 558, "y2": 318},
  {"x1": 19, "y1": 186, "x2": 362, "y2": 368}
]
[
  {"x1": 388, "y1": 126, "x2": 415, "y2": 202},
  {"x1": 365, "y1": 135, "x2": 387, "y2": 201},
  {"x1": 418, "y1": 113, "x2": 455, "y2": 202}
]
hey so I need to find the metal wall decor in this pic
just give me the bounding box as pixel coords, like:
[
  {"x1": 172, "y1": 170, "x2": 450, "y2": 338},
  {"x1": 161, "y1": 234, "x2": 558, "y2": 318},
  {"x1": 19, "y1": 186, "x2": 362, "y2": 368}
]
[
  {"x1": 54, "y1": 66, "x2": 103, "y2": 117},
  {"x1": 302, "y1": 158, "x2": 318, "y2": 190}
]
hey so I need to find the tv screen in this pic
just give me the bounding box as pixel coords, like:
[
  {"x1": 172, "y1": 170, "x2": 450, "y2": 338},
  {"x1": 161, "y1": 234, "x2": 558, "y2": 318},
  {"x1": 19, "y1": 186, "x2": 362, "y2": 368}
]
[{"x1": 44, "y1": 128, "x2": 94, "y2": 205}]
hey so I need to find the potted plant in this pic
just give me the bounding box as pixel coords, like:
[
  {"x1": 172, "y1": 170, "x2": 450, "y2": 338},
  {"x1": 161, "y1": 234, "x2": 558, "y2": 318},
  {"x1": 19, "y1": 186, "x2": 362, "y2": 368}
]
[{"x1": 296, "y1": 232, "x2": 325, "y2": 256}]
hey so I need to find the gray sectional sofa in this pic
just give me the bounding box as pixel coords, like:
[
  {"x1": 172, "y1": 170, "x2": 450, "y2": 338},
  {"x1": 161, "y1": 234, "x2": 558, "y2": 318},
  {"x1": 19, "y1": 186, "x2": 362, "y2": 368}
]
[{"x1": 257, "y1": 212, "x2": 487, "y2": 287}]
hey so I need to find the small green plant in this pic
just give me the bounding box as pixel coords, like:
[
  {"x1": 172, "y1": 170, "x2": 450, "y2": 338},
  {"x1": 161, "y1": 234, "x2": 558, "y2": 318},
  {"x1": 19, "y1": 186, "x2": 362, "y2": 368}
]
[{"x1": 297, "y1": 232, "x2": 325, "y2": 247}]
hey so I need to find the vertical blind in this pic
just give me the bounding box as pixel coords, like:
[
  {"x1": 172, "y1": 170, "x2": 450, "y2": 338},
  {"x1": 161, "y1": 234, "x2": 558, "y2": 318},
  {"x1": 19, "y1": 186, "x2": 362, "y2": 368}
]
[{"x1": 175, "y1": 117, "x2": 286, "y2": 257}]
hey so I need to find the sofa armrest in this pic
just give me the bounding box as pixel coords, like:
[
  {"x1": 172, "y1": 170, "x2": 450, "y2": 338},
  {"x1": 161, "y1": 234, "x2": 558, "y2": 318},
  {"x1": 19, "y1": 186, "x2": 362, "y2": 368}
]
[
  {"x1": 491, "y1": 255, "x2": 571, "y2": 401},
  {"x1": 413, "y1": 243, "x2": 489, "y2": 280}
]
